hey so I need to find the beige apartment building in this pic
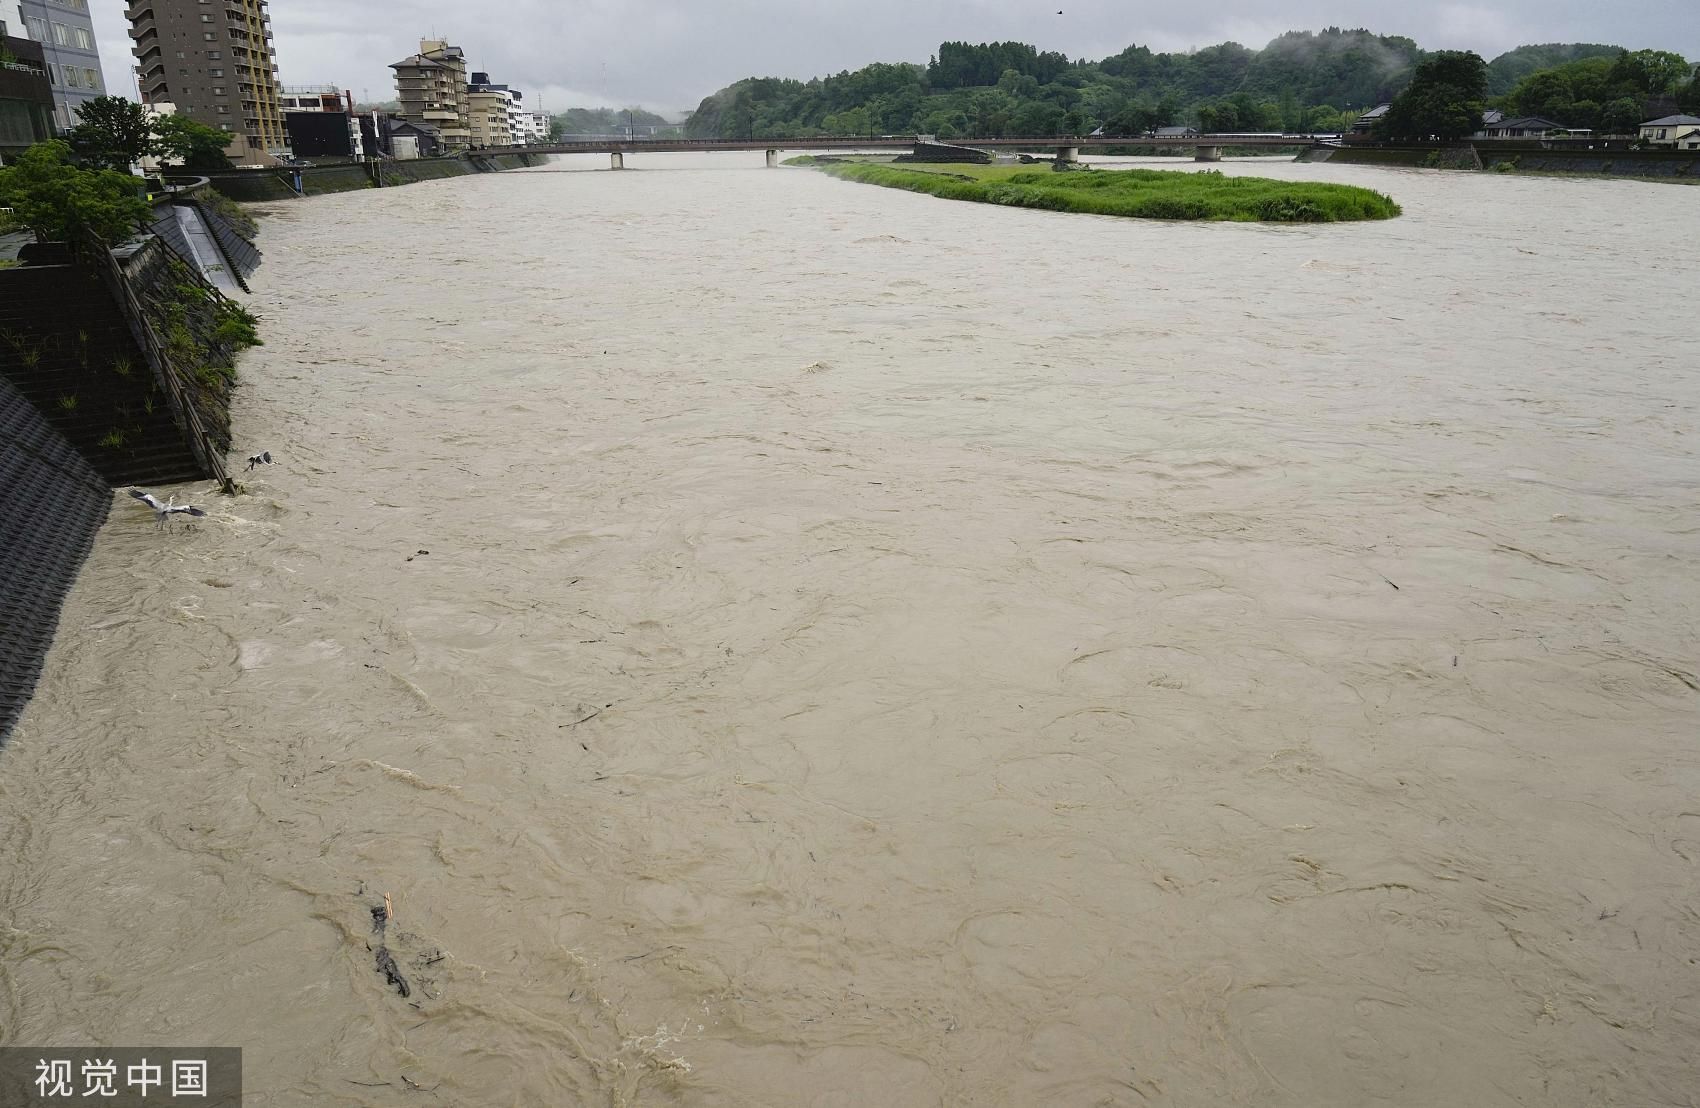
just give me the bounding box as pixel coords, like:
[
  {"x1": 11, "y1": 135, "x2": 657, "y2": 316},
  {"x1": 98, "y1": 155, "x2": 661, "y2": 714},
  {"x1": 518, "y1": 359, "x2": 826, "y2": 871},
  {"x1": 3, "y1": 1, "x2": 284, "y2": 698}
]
[
  {"x1": 128, "y1": 0, "x2": 287, "y2": 165},
  {"x1": 389, "y1": 39, "x2": 469, "y2": 150},
  {"x1": 467, "y1": 87, "x2": 513, "y2": 147}
]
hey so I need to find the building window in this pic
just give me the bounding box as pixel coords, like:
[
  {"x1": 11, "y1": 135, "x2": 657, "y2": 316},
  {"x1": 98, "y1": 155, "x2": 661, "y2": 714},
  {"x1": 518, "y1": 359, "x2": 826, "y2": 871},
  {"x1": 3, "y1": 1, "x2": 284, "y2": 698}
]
[
  {"x1": 217, "y1": 105, "x2": 229, "y2": 113},
  {"x1": 209, "y1": 68, "x2": 223, "y2": 76},
  {"x1": 74, "y1": 27, "x2": 94, "y2": 49},
  {"x1": 201, "y1": 13, "x2": 212, "y2": 21},
  {"x1": 84, "y1": 67, "x2": 100, "y2": 89},
  {"x1": 207, "y1": 51, "x2": 220, "y2": 59},
  {"x1": 50, "y1": 21, "x2": 70, "y2": 45},
  {"x1": 176, "y1": 50, "x2": 186, "y2": 58},
  {"x1": 24, "y1": 15, "x2": 47, "y2": 39},
  {"x1": 212, "y1": 86, "x2": 224, "y2": 95},
  {"x1": 203, "y1": 32, "x2": 214, "y2": 40}
]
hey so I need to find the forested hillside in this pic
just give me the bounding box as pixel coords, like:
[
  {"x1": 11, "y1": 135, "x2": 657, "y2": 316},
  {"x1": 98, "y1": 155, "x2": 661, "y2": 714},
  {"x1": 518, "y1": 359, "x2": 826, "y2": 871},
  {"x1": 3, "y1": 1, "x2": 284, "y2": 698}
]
[
  {"x1": 550, "y1": 107, "x2": 677, "y2": 137},
  {"x1": 1485, "y1": 43, "x2": 1623, "y2": 94},
  {"x1": 682, "y1": 29, "x2": 1693, "y2": 140}
]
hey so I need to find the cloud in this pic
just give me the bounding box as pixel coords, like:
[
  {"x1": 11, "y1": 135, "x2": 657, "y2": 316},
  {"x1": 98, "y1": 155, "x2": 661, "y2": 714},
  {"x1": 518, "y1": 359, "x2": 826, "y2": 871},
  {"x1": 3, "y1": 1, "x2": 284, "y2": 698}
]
[{"x1": 92, "y1": 0, "x2": 1698, "y2": 116}]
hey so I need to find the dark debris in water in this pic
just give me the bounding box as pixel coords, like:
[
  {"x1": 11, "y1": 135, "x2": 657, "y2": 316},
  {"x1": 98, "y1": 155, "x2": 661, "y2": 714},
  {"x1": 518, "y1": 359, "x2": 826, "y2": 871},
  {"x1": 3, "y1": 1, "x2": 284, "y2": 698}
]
[
  {"x1": 375, "y1": 946, "x2": 411, "y2": 998},
  {"x1": 369, "y1": 898, "x2": 410, "y2": 997}
]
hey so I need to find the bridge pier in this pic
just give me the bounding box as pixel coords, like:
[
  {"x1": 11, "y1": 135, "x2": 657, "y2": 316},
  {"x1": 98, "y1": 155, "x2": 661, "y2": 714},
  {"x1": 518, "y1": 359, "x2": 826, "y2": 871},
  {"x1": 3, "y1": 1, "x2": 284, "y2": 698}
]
[
  {"x1": 610, "y1": 151, "x2": 625, "y2": 170},
  {"x1": 1194, "y1": 145, "x2": 1222, "y2": 162},
  {"x1": 1055, "y1": 145, "x2": 1079, "y2": 163},
  {"x1": 765, "y1": 148, "x2": 778, "y2": 168}
]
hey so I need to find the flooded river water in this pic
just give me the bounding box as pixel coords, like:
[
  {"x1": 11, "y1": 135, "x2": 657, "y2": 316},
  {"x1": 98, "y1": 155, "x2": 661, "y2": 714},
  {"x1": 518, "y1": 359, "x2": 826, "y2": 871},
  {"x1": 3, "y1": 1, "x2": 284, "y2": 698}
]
[{"x1": 3, "y1": 154, "x2": 1698, "y2": 1105}]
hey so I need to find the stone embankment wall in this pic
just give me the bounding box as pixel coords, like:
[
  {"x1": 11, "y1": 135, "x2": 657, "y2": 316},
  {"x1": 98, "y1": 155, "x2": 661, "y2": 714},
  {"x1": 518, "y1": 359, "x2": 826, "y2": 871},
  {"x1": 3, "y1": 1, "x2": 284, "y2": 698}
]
[
  {"x1": 0, "y1": 255, "x2": 204, "y2": 485},
  {"x1": 204, "y1": 152, "x2": 547, "y2": 201},
  {"x1": 0, "y1": 232, "x2": 260, "y2": 740},
  {"x1": 1476, "y1": 148, "x2": 1699, "y2": 178},
  {"x1": 0, "y1": 238, "x2": 251, "y2": 486},
  {"x1": 1303, "y1": 144, "x2": 1698, "y2": 178}
]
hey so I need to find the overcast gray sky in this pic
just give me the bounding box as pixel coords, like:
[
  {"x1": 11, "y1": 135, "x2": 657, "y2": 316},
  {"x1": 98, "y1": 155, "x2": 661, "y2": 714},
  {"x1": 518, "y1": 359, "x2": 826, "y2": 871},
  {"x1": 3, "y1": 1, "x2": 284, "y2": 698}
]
[{"x1": 91, "y1": 1, "x2": 1698, "y2": 116}]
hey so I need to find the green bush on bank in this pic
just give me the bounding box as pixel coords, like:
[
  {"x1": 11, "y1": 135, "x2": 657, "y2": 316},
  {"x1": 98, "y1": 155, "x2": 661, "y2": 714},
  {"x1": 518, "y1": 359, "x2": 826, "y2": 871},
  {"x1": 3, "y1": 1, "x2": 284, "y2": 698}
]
[{"x1": 822, "y1": 163, "x2": 1401, "y2": 222}]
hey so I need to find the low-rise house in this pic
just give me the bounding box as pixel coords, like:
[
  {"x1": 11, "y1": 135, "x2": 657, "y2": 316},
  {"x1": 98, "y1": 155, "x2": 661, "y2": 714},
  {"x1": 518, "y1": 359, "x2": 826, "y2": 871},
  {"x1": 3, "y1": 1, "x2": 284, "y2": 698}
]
[
  {"x1": 384, "y1": 117, "x2": 440, "y2": 159},
  {"x1": 1477, "y1": 116, "x2": 1569, "y2": 139},
  {"x1": 1152, "y1": 125, "x2": 1198, "y2": 137},
  {"x1": 1639, "y1": 114, "x2": 1700, "y2": 146}
]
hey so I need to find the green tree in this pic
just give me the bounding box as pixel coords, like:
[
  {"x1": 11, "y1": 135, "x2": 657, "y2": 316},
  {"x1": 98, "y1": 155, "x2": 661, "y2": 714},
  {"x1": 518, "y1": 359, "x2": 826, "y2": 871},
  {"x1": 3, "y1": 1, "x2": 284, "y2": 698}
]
[
  {"x1": 152, "y1": 114, "x2": 234, "y2": 172},
  {"x1": 1607, "y1": 50, "x2": 1692, "y2": 97},
  {"x1": 1601, "y1": 96, "x2": 1646, "y2": 133},
  {"x1": 66, "y1": 96, "x2": 156, "y2": 171},
  {"x1": 0, "y1": 141, "x2": 152, "y2": 244},
  {"x1": 1376, "y1": 50, "x2": 1488, "y2": 142},
  {"x1": 1011, "y1": 100, "x2": 1064, "y2": 135},
  {"x1": 824, "y1": 106, "x2": 870, "y2": 136}
]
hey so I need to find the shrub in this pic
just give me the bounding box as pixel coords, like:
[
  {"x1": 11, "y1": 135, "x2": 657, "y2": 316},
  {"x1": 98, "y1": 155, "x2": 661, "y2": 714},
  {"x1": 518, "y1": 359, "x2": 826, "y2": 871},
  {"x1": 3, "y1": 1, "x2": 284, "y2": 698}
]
[{"x1": 821, "y1": 162, "x2": 1399, "y2": 223}]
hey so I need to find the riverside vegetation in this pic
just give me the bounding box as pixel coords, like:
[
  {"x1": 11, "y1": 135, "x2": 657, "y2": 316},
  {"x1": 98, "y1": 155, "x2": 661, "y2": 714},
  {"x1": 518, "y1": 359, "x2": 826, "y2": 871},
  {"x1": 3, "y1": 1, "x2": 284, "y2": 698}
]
[{"x1": 821, "y1": 163, "x2": 1402, "y2": 222}]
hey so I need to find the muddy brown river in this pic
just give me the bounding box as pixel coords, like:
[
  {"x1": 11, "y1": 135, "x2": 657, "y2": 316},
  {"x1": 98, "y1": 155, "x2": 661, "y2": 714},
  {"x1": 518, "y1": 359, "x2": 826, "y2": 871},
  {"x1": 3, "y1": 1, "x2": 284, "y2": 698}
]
[{"x1": 3, "y1": 154, "x2": 1698, "y2": 1105}]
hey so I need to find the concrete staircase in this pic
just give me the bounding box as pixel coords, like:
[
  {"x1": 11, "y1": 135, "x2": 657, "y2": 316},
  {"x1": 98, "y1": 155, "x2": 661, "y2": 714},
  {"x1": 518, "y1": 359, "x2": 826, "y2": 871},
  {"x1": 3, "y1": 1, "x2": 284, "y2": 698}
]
[{"x1": 0, "y1": 264, "x2": 205, "y2": 487}]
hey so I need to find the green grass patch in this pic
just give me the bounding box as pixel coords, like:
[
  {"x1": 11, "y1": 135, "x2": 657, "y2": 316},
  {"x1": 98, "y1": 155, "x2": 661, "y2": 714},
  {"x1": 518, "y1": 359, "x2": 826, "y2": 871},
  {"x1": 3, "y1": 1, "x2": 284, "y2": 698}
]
[{"x1": 822, "y1": 163, "x2": 1401, "y2": 222}]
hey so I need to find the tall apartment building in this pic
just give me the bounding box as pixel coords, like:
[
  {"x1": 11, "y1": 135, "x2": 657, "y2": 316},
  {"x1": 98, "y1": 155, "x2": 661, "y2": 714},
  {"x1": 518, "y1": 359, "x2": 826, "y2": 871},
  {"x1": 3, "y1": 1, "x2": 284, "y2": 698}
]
[
  {"x1": 127, "y1": 0, "x2": 287, "y2": 165},
  {"x1": 390, "y1": 39, "x2": 468, "y2": 150},
  {"x1": 19, "y1": 0, "x2": 105, "y2": 130}
]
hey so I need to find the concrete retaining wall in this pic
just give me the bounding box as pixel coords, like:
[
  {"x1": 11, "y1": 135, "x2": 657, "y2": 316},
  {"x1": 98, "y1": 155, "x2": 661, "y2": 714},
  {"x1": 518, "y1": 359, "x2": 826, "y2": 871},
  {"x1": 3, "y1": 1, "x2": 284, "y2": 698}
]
[
  {"x1": 1477, "y1": 149, "x2": 1698, "y2": 178},
  {"x1": 373, "y1": 157, "x2": 478, "y2": 187},
  {"x1": 205, "y1": 152, "x2": 548, "y2": 201},
  {"x1": 1305, "y1": 143, "x2": 1697, "y2": 179}
]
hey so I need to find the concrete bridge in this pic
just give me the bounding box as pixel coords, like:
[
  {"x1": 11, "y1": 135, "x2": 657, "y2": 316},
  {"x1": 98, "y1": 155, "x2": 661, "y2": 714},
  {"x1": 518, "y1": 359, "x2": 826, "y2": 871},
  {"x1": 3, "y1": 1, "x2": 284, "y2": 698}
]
[{"x1": 469, "y1": 133, "x2": 1338, "y2": 169}]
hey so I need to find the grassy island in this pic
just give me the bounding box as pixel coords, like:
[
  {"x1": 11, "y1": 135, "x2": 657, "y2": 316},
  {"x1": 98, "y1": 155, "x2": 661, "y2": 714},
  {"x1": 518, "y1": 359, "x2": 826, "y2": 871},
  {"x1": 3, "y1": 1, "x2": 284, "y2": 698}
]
[{"x1": 821, "y1": 163, "x2": 1401, "y2": 222}]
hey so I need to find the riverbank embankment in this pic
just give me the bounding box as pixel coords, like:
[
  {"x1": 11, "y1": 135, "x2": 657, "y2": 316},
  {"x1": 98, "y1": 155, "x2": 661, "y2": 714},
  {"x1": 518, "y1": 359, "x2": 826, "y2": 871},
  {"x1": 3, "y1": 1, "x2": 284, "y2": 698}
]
[
  {"x1": 1304, "y1": 143, "x2": 1700, "y2": 180},
  {"x1": 203, "y1": 151, "x2": 548, "y2": 202}
]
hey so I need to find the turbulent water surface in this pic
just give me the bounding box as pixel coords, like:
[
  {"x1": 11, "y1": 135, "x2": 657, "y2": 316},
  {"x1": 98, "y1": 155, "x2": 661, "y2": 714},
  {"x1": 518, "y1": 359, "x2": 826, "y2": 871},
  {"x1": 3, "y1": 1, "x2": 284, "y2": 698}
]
[{"x1": 3, "y1": 154, "x2": 1698, "y2": 1106}]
